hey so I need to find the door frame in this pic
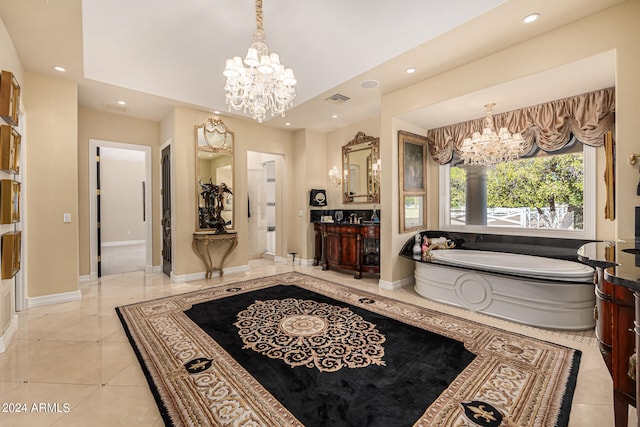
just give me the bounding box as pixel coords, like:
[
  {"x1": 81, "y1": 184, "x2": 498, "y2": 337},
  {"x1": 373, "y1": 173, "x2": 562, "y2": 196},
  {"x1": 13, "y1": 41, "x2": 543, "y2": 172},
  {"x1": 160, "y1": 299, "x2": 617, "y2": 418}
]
[{"x1": 89, "y1": 139, "x2": 153, "y2": 279}]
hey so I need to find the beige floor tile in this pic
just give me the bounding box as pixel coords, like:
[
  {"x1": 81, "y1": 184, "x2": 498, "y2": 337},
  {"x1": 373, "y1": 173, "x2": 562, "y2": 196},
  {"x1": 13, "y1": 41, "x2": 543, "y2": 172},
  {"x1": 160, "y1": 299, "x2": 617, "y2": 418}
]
[
  {"x1": 0, "y1": 382, "x2": 98, "y2": 427},
  {"x1": 50, "y1": 385, "x2": 163, "y2": 427}
]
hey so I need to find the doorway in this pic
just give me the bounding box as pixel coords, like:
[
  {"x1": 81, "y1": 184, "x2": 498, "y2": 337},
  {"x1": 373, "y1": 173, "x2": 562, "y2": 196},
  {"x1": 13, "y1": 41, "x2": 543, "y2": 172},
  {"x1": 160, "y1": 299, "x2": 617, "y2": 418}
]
[
  {"x1": 89, "y1": 139, "x2": 152, "y2": 279},
  {"x1": 247, "y1": 152, "x2": 285, "y2": 260}
]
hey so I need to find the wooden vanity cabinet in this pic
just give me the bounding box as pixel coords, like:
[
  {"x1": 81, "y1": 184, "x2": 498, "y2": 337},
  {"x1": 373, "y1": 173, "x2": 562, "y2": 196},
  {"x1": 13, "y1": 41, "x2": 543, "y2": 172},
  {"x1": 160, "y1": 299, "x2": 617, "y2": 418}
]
[
  {"x1": 314, "y1": 223, "x2": 380, "y2": 279},
  {"x1": 595, "y1": 267, "x2": 636, "y2": 426}
]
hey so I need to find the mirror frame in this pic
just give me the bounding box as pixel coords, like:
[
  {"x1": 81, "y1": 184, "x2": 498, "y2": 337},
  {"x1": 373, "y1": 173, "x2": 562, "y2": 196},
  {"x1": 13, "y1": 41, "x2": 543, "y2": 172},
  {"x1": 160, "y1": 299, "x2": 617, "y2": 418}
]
[
  {"x1": 195, "y1": 116, "x2": 235, "y2": 232},
  {"x1": 342, "y1": 131, "x2": 380, "y2": 204}
]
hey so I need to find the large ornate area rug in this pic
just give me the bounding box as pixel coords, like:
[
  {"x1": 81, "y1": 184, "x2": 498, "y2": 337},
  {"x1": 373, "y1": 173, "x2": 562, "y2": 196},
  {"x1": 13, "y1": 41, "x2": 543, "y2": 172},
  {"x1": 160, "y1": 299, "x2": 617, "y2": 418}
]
[{"x1": 116, "y1": 272, "x2": 581, "y2": 426}]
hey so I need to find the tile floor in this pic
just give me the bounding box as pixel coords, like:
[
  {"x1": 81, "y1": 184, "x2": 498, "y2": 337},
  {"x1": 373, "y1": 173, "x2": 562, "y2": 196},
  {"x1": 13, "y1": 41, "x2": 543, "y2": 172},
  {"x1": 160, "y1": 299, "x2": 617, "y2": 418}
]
[
  {"x1": 100, "y1": 243, "x2": 146, "y2": 276},
  {"x1": 0, "y1": 259, "x2": 633, "y2": 426}
]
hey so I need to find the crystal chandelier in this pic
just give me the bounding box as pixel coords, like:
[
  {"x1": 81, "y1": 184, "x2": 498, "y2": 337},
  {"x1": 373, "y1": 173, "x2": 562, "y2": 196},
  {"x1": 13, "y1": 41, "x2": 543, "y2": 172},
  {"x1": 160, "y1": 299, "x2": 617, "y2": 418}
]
[
  {"x1": 223, "y1": 0, "x2": 297, "y2": 123},
  {"x1": 458, "y1": 103, "x2": 525, "y2": 166}
]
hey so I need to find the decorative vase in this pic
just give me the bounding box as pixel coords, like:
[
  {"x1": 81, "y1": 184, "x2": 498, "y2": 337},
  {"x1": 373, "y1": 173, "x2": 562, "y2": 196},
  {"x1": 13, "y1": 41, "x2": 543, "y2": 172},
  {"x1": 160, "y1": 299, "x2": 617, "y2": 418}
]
[{"x1": 412, "y1": 233, "x2": 422, "y2": 257}]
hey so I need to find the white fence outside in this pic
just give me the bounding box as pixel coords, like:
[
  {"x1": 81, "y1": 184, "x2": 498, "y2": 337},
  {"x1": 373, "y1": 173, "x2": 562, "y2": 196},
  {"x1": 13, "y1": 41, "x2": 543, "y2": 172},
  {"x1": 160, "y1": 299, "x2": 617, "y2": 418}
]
[{"x1": 450, "y1": 206, "x2": 576, "y2": 229}]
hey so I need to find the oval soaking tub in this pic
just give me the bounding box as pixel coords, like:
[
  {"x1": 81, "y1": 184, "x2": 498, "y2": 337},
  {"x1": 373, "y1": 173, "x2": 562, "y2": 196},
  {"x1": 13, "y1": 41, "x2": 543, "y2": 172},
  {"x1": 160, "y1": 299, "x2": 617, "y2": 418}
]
[{"x1": 415, "y1": 250, "x2": 595, "y2": 330}]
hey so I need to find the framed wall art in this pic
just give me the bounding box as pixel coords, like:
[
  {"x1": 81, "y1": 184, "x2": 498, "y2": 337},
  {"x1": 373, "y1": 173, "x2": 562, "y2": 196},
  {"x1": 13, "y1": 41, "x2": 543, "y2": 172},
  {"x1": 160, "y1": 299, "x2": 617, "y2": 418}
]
[
  {"x1": 398, "y1": 130, "x2": 429, "y2": 233},
  {"x1": 0, "y1": 125, "x2": 20, "y2": 173},
  {"x1": 0, "y1": 70, "x2": 20, "y2": 127},
  {"x1": 1, "y1": 230, "x2": 21, "y2": 279},
  {"x1": 0, "y1": 179, "x2": 20, "y2": 224}
]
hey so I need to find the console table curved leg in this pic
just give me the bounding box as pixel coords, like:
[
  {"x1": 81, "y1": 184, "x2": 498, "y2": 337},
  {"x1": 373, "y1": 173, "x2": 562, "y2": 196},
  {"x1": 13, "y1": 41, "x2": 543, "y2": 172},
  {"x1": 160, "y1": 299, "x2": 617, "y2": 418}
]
[
  {"x1": 192, "y1": 239, "x2": 214, "y2": 279},
  {"x1": 218, "y1": 238, "x2": 238, "y2": 277}
]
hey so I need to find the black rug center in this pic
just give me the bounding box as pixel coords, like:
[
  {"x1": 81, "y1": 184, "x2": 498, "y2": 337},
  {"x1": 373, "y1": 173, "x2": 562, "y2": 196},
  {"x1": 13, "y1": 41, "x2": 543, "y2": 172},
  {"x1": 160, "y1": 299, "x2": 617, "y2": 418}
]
[{"x1": 184, "y1": 284, "x2": 476, "y2": 427}]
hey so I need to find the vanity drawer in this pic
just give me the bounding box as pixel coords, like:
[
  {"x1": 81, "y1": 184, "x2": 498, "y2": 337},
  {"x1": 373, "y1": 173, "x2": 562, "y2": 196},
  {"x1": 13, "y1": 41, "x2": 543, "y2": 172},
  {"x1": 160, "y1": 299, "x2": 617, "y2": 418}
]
[{"x1": 327, "y1": 225, "x2": 359, "y2": 234}]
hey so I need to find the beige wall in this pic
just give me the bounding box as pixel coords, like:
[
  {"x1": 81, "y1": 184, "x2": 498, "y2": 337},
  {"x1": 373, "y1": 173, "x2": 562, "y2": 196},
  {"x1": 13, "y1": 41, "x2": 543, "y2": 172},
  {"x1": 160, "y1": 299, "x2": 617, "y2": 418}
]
[
  {"x1": 77, "y1": 107, "x2": 161, "y2": 276},
  {"x1": 23, "y1": 72, "x2": 78, "y2": 297},
  {"x1": 381, "y1": 0, "x2": 640, "y2": 283},
  {"x1": 292, "y1": 129, "x2": 327, "y2": 261}
]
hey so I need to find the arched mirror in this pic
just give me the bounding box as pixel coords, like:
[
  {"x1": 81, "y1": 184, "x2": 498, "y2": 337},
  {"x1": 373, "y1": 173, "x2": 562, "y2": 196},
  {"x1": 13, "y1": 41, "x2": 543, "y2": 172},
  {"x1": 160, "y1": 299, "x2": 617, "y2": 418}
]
[
  {"x1": 342, "y1": 132, "x2": 380, "y2": 203},
  {"x1": 195, "y1": 117, "x2": 234, "y2": 232}
]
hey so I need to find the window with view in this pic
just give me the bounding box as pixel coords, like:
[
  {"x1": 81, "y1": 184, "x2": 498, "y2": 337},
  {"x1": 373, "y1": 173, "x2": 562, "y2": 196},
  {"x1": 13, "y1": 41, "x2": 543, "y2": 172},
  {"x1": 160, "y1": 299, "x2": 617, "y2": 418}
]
[{"x1": 440, "y1": 141, "x2": 595, "y2": 238}]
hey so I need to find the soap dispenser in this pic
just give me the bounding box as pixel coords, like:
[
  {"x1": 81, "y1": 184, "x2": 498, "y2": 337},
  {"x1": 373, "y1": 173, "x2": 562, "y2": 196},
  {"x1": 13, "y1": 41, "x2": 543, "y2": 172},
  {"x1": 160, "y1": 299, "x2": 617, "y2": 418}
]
[{"x1": 371, "y1": 204, "x2": 379, "y2": 223}]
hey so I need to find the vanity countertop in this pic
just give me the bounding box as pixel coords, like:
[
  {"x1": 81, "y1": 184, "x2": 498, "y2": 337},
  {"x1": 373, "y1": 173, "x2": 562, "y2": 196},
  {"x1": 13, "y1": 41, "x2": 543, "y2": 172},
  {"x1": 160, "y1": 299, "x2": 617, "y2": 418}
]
[
  {"x1": 578, "y1": 240, "x2": 640, "y2": 291},
  {"x1": 313, "y1": 221, "x2": 380, "y2": 226}
]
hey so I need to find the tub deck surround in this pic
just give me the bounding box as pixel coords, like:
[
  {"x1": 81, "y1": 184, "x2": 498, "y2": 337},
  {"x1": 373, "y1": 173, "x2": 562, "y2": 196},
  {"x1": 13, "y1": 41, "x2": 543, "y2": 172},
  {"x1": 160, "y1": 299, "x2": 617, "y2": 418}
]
[{"x1": 400, "y1": 231, "x2": 597, "y2": 330}]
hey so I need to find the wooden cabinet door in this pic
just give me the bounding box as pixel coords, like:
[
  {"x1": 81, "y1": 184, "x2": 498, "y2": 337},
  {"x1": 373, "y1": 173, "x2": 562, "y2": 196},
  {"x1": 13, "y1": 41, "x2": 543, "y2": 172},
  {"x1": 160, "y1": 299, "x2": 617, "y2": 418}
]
[
  {"x1": 326, "y1": 232, "x2": 342, "y2": 265},
  {"x1": 339, "y1": 233, "x2": 359, "y2": 267}
]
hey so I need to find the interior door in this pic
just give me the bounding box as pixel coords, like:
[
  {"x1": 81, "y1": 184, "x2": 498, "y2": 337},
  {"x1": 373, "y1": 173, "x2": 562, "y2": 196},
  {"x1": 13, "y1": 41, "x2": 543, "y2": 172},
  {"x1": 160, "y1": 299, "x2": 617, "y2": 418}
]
[{"x1": 161, "y1": 145, "x2": 172, "y2": 276}]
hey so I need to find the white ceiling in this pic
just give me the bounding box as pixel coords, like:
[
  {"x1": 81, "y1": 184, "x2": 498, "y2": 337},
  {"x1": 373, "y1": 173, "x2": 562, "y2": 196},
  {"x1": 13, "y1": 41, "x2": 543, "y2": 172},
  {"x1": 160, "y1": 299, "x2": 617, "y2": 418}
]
[{"x1": 0, "y1": 0, "x2": 621, "y2": 132}]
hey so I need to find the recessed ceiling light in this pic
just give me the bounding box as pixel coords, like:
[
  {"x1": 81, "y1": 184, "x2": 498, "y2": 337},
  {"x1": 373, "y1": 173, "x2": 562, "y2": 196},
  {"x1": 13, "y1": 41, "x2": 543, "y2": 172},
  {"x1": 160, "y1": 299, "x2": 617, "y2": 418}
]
[
  {"x1": 285, "y1": 122, "x2": 291, "y2": 126},
  {"x1": 213, "y1": 110, "x2": 221, "y2": 115},
  {"x1": 331, "y1": 115, "x2": 338, "y2": 119},
  {"x1": 117, "y1": 100, "x2": 127, "y2": 105},
  {"x1": 360, "y1": 80, "x2": 379, "y2": 89},
  {"x1": 53, "y1": 66, "x2": 66, "y2": 72},
  {"x1": 406, "y1": 68, "x2": 416, "y2": 74},
  {"x1": 522, "y1": 13, "x2": 540, "y2": 24}
]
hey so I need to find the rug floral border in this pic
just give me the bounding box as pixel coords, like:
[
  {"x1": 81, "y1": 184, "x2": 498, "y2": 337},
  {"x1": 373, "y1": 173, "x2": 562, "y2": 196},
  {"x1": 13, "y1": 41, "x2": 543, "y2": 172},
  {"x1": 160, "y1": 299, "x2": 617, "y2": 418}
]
[{"x1": 116, "y1": 272, "x2": 580, "y2": 426}]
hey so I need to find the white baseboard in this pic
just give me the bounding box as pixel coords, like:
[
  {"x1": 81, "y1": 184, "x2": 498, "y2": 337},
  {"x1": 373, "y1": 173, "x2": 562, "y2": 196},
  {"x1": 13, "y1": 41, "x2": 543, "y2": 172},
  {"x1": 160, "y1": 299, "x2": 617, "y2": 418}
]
[
  {"x1": 378, "y1": 275, "x2": 414, "y2": 291},
  {"x1": 0, "y1": 314, "x2": 18, "y2": 353},
  {"x1": 102, "y1": 240, "x2": 146, "y2": 247},
  {"x1": 79, "y1": 274, "x2": 96, "y2": 283},
  {"x1": 170, "y1": 264, "x2": 250, "y2": 283},
  {"x1": 27, "y1": 290, "x2": 82, "y2": 308}
]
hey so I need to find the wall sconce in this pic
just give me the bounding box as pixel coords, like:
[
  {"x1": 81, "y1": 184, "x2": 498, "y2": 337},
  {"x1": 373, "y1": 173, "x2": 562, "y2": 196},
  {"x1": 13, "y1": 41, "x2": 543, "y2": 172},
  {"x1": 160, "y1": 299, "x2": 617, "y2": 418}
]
[
  {"x1": 372, "y1": 159, "x2": 381, "y2": 182},
  {"x1": 329, "y1": 166, "x2": 341, "y2": 188}
]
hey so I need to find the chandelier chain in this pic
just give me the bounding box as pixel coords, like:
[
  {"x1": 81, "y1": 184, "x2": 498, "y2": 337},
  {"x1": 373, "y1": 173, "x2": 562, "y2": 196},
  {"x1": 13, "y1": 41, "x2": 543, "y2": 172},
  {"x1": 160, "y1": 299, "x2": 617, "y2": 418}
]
[{"x1": 255, "y1": 0, "x2": 263, "y2": 33}]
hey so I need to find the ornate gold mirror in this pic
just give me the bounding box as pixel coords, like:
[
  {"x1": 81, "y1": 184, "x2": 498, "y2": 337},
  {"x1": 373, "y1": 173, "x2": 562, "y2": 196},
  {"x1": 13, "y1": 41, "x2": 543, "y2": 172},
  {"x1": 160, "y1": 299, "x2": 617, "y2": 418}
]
[
  {"x1": 342, "y1": 132, "x2": 380, "y2": 203},
  {"x1": 195, "y1": 117, "x2": 234, "y2": 232}
]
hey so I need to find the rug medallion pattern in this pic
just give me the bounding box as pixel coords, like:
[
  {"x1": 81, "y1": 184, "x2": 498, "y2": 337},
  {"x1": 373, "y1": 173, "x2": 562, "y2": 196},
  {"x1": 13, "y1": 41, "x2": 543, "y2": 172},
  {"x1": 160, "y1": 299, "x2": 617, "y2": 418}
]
[
  {"x1": 235, "y1": 297, "x2": 386, "y2": 372},
  {"x1": 116, "y1": 272, "x2": 580, "y2": 426}
]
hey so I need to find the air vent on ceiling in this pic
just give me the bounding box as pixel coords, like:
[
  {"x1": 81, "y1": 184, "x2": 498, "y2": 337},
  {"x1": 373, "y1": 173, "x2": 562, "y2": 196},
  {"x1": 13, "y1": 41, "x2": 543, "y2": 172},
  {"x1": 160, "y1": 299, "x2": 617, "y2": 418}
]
[
  {"x1": 325, "y1": 93, "x2": 350, "y2": 104},
  {"x1": 102, "y1": 102, "x2": 129, "y2": 113}
]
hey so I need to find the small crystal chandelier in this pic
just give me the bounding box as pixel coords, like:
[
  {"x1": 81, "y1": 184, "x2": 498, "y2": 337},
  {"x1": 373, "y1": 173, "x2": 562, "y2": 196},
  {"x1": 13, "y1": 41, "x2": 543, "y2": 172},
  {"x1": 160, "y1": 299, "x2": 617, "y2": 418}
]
[
  {"x1": 223, "y1": 0, "x2": 297, "y2": 123},
  {"x1": 458, "y1": 103, "x2": 525, "y2": 166}
]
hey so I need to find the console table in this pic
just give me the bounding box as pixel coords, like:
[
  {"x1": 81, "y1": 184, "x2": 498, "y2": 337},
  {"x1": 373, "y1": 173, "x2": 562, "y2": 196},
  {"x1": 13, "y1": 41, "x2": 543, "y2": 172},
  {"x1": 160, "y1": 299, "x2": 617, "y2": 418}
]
[{"x1": 192, "y1": 231, "x2": 238, "y2": 279}]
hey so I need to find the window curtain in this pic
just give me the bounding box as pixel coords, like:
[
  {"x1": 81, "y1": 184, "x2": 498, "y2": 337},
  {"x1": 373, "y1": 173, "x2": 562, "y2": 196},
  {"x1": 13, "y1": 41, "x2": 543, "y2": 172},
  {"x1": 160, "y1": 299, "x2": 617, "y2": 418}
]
[{"x1": 426, "y1": 87, "x2": 615, "y2": 165}]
